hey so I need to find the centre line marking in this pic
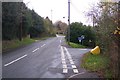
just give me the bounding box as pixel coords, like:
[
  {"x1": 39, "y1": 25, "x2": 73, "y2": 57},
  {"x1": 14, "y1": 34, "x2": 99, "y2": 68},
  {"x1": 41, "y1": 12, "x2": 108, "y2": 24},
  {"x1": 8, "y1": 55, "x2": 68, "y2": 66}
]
[
  {"x1": 4, "y1": 54, "x2": 27, "y2": 67},
  {"x1": 41, "y1": 44, "x2": 46, "y2": 47},
  {"x1": 32, "y1": 48, "x2": 39, "y2": 52}
]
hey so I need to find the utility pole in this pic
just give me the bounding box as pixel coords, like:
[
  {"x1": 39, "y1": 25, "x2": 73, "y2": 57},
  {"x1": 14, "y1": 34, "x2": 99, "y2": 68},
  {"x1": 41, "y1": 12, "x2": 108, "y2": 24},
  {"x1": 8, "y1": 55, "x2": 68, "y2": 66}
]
[{"x1": 68, "y1": 0, "x2": 70, "y2": 44}]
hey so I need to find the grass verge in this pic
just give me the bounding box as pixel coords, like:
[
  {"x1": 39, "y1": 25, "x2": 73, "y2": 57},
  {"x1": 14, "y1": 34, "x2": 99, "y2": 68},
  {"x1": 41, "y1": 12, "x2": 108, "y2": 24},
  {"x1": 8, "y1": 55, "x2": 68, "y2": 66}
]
[
  {"x1": 2, "y1": 37, "x2": 35, "y2": 53},
  {"x1": 81, "y1": 52, "x2": 112, "y2": 78},
  {"x1": 68, "y1": 42, "x2": 86, "y2": 48}
]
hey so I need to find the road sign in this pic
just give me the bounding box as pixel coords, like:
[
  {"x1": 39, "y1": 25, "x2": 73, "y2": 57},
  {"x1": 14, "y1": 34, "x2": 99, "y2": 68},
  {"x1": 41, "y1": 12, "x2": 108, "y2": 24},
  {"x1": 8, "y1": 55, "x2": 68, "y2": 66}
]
[
  {"x1": 81, "y1": 35, "x2": 85, "y2": 39},
  {"x1": 78, "y1": 37, "x2": 81, "y2": 40},
  {"x1": 78, "y1": 35, "x2": 85, "y2": 43},
  {"x1": 78, "y1": 35, "x2": 85, "y2": 40}
]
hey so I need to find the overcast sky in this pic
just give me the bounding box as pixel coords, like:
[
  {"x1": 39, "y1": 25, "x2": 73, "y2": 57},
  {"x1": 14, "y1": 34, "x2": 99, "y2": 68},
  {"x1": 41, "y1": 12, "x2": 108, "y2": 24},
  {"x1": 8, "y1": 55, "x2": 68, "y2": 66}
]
[{"x1": 23, "y1": 0, "x2": 100, "y2": 25}]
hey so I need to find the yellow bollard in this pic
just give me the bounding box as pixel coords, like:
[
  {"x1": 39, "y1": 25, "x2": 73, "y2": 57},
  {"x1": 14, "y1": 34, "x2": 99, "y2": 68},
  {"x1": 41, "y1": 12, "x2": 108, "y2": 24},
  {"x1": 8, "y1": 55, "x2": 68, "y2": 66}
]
[{"x1": 90, "y1": 46, "x2": 100, "y2": 55}]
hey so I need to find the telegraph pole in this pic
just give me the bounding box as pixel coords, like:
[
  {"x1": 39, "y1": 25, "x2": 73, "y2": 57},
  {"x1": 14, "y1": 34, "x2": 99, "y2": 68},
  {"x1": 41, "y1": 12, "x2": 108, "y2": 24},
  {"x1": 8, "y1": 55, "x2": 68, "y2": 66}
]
[{"x1": 68, "y1": 0, "x2": 70, "y2": 44}]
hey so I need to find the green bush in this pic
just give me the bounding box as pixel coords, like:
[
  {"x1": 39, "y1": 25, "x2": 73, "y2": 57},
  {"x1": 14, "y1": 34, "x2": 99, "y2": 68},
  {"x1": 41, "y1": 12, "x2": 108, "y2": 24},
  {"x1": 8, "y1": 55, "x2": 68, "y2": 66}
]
[{"x1": 66, "y1": 22, "x2": 96, "y2": 48}]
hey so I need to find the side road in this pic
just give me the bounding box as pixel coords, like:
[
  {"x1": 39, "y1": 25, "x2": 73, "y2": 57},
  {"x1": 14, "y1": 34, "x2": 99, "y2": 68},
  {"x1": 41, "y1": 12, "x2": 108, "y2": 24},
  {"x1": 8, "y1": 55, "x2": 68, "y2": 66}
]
[{"x1": 60, "y1": 37, "x2": 99, "y2": 79}]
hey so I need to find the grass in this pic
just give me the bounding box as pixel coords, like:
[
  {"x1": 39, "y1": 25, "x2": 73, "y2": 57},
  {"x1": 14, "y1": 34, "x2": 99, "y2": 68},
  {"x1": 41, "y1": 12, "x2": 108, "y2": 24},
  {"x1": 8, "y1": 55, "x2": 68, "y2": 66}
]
[
  {"x1": 81, "y1": 52, "x2": 112, "y2": 78},
  {"x1": 68, "y1": 42, "x2": 86, "y2": 48},
  {"x1": 2, "y1": 37, "x2": 35, "y2": 53}
]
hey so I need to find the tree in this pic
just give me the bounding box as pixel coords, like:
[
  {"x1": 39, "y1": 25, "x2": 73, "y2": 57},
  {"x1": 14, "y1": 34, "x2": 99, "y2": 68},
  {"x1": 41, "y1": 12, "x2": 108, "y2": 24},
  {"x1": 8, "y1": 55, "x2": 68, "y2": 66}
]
[
  {"x1": 2, "y1": 2, "x2": 22, "y2": 40},
  {"x1": 87, "y1": 1, "x2": 119, "y2": 78},
  {"x1": 44, "y1": 17, "x2": 56, "y2": 36},
  {"x1": 66, "y1": 22, "x2": 96, "y2": 47},
  {"x1": 29, "y1": 10, "x2": 45, "y2": 38},
  {"x1": 54, "y1": 21, "x2": 68, "y2": 34},
  {"x1": 2, "y1": 2, "x2": 46, "y2": 39}
]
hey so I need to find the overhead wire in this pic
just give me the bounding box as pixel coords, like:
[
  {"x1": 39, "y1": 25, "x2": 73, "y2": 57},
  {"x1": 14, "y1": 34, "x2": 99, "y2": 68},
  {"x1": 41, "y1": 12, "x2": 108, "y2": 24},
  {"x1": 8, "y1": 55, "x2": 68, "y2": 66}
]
[{"x1": 70, "y1": 0, "x2": 83, "y2": 15}]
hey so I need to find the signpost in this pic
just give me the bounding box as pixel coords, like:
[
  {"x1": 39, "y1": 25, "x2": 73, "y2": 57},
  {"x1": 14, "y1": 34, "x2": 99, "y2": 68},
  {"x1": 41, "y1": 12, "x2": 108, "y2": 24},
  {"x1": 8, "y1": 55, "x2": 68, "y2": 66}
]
[{"x1": 78, "y1": 35, "x2": 85, "y2": 45}]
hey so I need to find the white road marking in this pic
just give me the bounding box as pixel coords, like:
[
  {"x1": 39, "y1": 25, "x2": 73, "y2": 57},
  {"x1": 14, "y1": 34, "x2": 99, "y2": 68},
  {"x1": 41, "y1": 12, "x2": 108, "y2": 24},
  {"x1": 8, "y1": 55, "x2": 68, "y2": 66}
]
[
  {"x1": 70, "y1": 60, "x2": 74, "y2": 62},
  {"x1": 62, "y1": 59, "x2": 66, "y2": 61},
  {"x1": 68, "y1": 56, "x2": 72, "y2": 60},
  {"x1": 32, "y1": 48, "x2": 39, "y2": 52},
  {"x1": 73, "y1": 69, "x2": 79, "y2": 73},
  {"x1": 79, "y1": 49, "x2": 88, "y2": 50},
  {"x1": 41, "y1": 44, "x2": 46, "y2": 47},
  {"x1": 60, "y1": 39, "x2": 62, "y2": 44},
  {"x1": 63, "y1": 64, "x2": 67, "y2": 68},
  {"x1": 4, "y1": 54, "x2": 27, "y2": 67},
  {"x1": 72, "y1": 65, "x2": 77, "y2": 68},
  {"x1": 56, "y1": 34, "x2": 59, "y2": 37},
  {"x1": 61, "y1": 46, "x2": 65, "y2": 59},
  {"x1": 60, "y1": 40, "x2": 61, "y2": 43},
  {"x1": 63, "y1": 68, "x2": 68, "y2": 73},
  {"x1": 61, "y1": 46, "x2": 68, "y2": 73},
  {"x1": 70, "y1": 61, "x2": 74, "y2": 65},
  {"x1": 64, "y1": 47, "x2": 79, "y2": 73},
  {"x1": 59, "y1": 45, "x2": 61, "y2": 48},
  {"x1": 61, "y1": 46, "x2": 80, "y2": 74},
  {"x1": 62, "y1": 61, "x2": 66, "y2": 64}
]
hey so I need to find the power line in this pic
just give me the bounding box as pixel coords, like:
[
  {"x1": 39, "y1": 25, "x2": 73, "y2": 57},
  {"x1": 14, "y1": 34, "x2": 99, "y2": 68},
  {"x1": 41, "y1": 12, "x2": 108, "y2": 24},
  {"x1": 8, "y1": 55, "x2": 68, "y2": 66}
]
[{"x1": 70, "y1": 0, "x2": 82, "y2": 15}]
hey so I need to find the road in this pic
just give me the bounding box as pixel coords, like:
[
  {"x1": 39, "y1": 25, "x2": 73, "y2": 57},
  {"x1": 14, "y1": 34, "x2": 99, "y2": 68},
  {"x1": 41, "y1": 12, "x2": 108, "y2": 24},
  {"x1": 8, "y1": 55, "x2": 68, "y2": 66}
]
[{"x1": 2, "y1": 35, "x2": 98, "y2": 79}]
